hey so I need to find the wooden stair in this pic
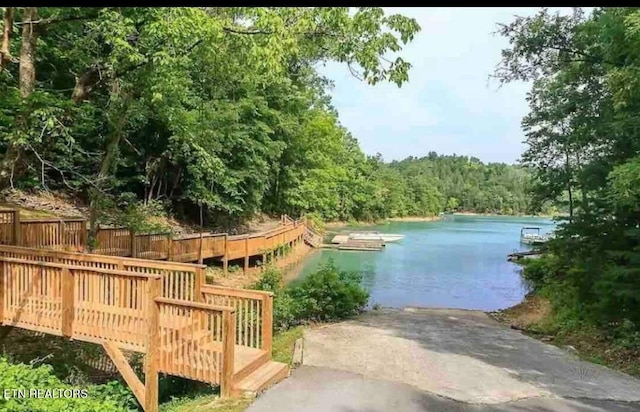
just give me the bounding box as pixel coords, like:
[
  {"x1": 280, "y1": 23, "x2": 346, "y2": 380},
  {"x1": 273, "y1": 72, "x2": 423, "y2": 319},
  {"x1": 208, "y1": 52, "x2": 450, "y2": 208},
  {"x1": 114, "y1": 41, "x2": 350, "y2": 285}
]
[
  {"x1": 230, "y1": 344, "x2": 290, "y2": 397},
  {"x1": 303, "y1": 228, "x2": 323, "y2": 248},
  {"x1": 232, "y1": 360, "x2": 289, "y2": 396}
]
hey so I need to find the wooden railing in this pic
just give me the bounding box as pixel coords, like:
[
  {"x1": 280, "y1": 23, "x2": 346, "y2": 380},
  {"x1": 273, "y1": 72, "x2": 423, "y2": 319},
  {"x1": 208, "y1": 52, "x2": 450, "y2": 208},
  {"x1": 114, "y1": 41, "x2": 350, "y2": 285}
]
[
  {"x1": 0, "y1": 245, "x2": 204, "y2": 302},
  {"x1": 0, "y1": 209, "x2": 18, "y2": 245},
  {"x1": 0, "y1": 247, "x2": 257, "y2": 411},
  {"x1": 0, "y1": 211, "x2": 314, "y2": 277},
  {"x1": 202, "y1": 285, "x2": 273, "y2": 353}
]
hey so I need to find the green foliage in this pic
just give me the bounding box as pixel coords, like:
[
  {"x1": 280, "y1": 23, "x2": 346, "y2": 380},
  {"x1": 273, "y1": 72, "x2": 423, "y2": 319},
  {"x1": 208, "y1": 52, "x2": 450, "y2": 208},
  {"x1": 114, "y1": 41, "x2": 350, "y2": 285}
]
[
  {"x1": 288, "y1": 261, "x2": 369, "y2": 322},
  {"x1": 0, "y1": 357, "x2": 128, "y2": 411},
  {"x1": 252, "y1": 265, "x2": 282, "y2": 293},
  {"x1": 0, "y1": 7, "x2": 530, "y2": 226},
  {"x1": 0, "y1": 7, "x2": 423, "y2": 225},
  {"x1": 496, "y1": 7, "x2": 640, "y2": 343},
  {"x1": 252, "y1": 260, "x2": 369, "y2": 331},
  {"x1": 92, "y1": 381, "x2": 139, "y2": 411}
]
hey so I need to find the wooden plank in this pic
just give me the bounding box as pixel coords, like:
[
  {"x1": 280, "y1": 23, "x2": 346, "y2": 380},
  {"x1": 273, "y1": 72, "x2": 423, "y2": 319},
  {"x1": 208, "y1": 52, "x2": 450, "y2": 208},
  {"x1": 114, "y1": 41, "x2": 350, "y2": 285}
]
[
  {"x1": 155, "y1": 296, "x2": 234, "y2": 313},
  {"x1": 223, "y1": 234, "x2": 229, "y2": 277},
  {"x1": 202, "y1": 284, "x2": 273, "y2": 299},
  {"x1": 262, "y1": 295, "x2": 273, "y2": 354},
  {"x1": 0, "y1": 261, "x2": 4, "y2": 325},
  {"x1": 221, "y1": 310, "x2": 235, "y2": 398},
  {"x1": 145, "y1": 277, "x2": 161, "y2": 412},
  {"x1": 130, "y1": 231, "x2": 136, "y2": 258},
  {"x1": 194, "y1": 268, "x2": 203, "y2": 302},
  {"x1": 61, "y1": 267, "x2": 73, "y2": 337},
  {"x1": 103, "y1": 342, "x2": 146, "y2": 408},
  {"x1": 0, "y1": 257, "x2": 163, "y2": 279},
  {"x1": 243, "y1": 238, "x2": 249, "y2": 275},
  {"x1": 13, "y1": 210, "x2": 21, "y2": 246}
]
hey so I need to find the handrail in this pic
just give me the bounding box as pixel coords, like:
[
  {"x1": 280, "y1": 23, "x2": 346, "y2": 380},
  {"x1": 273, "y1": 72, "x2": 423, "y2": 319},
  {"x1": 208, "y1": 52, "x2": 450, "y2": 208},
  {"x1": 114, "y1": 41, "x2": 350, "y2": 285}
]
[
  {"x1": 0, "y1": 256, "x2": 163, "y2": 279},
  {"x1": 0, "y1": 244, "x2": 206, "y2": 270},
  {"x1": 155, "y1": 296, "x2": 235, "y2": 313},
  {"x1": 173, "y1": 232, "x2": 226, "y2": 240},
  {"x1": 202, "y1": 284, "x2": 274, "y2": 298}
]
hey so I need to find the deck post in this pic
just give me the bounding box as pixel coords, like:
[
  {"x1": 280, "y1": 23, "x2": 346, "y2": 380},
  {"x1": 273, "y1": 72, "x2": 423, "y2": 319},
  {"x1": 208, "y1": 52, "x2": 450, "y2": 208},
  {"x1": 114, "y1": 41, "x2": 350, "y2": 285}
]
[
  {"x1": 167, "y1": 235, "x2": 173, "y2": 261},
  {"x1": 13, "y1": 210, "x2": 21, "y2": 246},
  {"x1": 144, "y1": 276, "x2": 161, "y2": 412},
  {"x1": 221, "y1": 309, "x2": 236, "y2": 398},
  {"x1": 194, "y1": 267, "x2": 203, "y2": 302},
  {"x1": 198, "y1": 232, "x2": 204, "y2": 264},
  {"x1": 0, "y1": 261, "x2": 4, "y2": 325},
  {"x1": 130, "y1": 230, "x2": 137, "y2": 258},
  {"x1": 262, "y1": 294, "x2": 273, "y2": 354},
  {"x1": 58, "y1": 219, "x2": 65, "y2": 249},
  {"x1": 223, "y1": 234, "x2": 229, "y2": 277},
  {"x1": 80, "y1": 220, "x2": 88, "y2": 252},
  {"x1": 61, "y1": 267, "x2": 74, "y2": 337},
  {"x1": 243, "y1": 237, "x2": 249, "y2": 275}
]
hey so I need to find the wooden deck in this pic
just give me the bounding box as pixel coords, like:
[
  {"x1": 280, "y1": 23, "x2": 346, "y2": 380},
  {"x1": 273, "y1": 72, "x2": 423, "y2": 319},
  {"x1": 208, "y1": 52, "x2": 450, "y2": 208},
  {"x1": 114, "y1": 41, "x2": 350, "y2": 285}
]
[
  {"x1": 0, "y1": 245, "x2": 290, "y2": 412},
  {"x1": 0, "y1": 210, "x2": 319, "y2": 276},
  {"x1": 0, "y1": 212, "x2": 325, "y2": 410}
]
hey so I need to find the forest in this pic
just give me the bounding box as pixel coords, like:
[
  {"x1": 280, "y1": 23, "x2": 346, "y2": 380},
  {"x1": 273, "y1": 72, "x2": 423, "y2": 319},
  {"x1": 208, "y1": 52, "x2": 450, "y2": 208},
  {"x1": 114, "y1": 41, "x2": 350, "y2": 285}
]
[
  {"x1": 0, "y1": 7, "x2": 534, "y2": 230},
  {"x1": 497, "y1": 7, "x2": 640, "y2": 352}
]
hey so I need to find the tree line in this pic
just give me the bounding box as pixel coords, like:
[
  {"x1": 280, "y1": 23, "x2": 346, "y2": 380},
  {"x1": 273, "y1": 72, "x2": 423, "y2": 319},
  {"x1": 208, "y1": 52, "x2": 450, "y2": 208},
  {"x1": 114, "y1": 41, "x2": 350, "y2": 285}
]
[
  {"x1": 0, "y1": 7, "x2": 534, "y2": 230},
  {"x1": 497, "y1": 7, "x2": 640, "y2": 338}
]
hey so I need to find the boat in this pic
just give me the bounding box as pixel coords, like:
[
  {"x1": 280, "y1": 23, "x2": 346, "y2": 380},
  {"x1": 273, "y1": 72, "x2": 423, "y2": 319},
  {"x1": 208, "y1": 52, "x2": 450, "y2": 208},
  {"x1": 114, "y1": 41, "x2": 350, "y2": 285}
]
[
  {"x1": 348, "y1": 231, "x2": 405, "y2": 242},
  {"x1": 520, "y1": 227, "x2": 550, "y2": 245}
]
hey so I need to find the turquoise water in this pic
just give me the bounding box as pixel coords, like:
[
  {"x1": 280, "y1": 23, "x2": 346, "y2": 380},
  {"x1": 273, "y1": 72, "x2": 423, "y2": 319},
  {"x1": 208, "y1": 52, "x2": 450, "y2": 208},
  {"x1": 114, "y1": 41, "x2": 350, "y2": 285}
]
[{"x1": 296, "y1": 215, "x2": 556, "y2": 311}]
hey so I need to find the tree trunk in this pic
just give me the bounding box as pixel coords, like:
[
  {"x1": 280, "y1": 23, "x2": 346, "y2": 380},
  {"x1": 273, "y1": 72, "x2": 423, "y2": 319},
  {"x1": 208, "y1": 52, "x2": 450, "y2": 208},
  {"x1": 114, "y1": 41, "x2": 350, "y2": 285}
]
[
  {"x1": 0, "y1": 7, "x2": 13, "y2": 70},
  {"x1": 88, "y1": 103, "x2": 126, "y2": 246},
  {"x1": 565, "y1": 150, "x2": 574, "y2": 223},
  {"x1": 19, "y1": 7, "x2": 38, "y2": 98},
  {"x1": 0, "y1": 7, "x2": 39, "y2": 189}
]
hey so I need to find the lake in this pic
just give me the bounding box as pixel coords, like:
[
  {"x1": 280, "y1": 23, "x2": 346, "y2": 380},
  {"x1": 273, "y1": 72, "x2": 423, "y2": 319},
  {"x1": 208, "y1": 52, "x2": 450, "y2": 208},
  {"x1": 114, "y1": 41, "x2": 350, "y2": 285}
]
[{"x1": 294, "y1": 215, "x2": 556, "y2": 311}]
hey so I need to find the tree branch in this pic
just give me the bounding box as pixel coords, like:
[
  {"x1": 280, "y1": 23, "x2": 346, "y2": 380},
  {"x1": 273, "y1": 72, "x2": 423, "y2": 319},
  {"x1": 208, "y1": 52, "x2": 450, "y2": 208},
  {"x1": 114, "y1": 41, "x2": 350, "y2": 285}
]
[
  {"x1": 223, "y1": 26, "x2": 273, "y2": 35},
  {"x1": 15, "y1": 12, "x2": 100, "y2": 27}
]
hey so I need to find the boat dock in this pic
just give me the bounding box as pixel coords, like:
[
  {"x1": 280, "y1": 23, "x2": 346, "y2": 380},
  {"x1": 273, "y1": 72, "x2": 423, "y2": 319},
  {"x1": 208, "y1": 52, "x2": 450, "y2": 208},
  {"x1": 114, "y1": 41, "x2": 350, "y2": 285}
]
[
  {"x1": 322, "y1": 239, "x2": 385, "y2": 251},
  {"x1": 507, "y1": 250, "x2": 543, "y2": 262}
]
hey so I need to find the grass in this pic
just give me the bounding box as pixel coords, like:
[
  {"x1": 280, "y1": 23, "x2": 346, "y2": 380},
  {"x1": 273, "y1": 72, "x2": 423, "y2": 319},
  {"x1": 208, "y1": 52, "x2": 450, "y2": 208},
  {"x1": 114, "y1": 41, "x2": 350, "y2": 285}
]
[
  {"x1": 160, "y1": 395, "x2": 252, "y2": 412},
  {"x1": 160, "y1": 326, "x2": 305, "y2": 412},
  {"x1": 272, "y1": 326, "x2": 304, "y2": 365}
]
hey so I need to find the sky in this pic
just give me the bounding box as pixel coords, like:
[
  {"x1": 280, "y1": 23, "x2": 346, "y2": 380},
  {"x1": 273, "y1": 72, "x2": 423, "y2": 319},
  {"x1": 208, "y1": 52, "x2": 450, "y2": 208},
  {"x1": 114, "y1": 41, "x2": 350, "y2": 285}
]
[{"x1": 318, "y1": 7, "x2": 580, "y2": 165}]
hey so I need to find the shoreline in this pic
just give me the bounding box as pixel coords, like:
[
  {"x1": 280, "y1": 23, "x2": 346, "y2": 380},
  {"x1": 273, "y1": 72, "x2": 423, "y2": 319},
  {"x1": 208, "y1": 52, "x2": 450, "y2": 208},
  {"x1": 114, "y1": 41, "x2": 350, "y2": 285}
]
[
  {"x1": 325, "y1": 215, "x2": 441, "y2": 228},
  {"x1": 324, "y1": 212, "x2": 558, "y2": 229},
  {"x1": 488, "y1": 293, "x2": 640, "y2": 378},
  {"x1": 452, "y1": 211, "x2": 557, "y2": 218}
]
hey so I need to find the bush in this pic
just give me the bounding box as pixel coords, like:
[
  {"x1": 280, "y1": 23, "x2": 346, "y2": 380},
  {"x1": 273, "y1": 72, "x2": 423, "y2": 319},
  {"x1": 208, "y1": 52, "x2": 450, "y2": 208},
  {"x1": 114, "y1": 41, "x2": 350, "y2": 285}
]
[
  {"x1": 521, "y1": 255, "x2": 560, "y2": 290},
  {"x1": 288, "y1": 261, "x2": 369, "y2": 322},
  {"x1": 0, "y1": 357, "x2": 130, "y2": 412},
  {"x1": 252, "y1": 265, "x2": 283, "y2": 293},
  {"x1": 252, "y1": 260, "x2": 369, "y2": 331}
]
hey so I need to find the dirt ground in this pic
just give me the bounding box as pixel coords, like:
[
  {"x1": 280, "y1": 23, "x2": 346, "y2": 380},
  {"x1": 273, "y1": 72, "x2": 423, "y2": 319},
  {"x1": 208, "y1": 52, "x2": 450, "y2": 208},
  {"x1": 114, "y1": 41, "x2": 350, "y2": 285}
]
[
  {"x1": 488, "y1": 293, "x2": 551, "y2": 330},
  {"x1": 208, "y1": 243, "x2": 314, "y2": 289}
]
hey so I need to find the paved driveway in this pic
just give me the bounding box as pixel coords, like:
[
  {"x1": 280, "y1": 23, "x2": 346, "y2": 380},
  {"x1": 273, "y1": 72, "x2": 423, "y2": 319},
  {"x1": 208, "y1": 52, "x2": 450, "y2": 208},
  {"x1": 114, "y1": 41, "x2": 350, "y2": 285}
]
[{"x1": 248, "y1": 308, "x2": 640, "y2": 412}]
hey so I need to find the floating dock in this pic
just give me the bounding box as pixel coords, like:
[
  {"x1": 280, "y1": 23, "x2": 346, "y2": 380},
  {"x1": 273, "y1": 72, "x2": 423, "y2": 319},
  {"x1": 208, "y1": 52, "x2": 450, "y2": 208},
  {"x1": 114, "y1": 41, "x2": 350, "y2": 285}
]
[
  {"x1": 507, "y1": 250, "x2": 543, "y2": 262},
  {"x1": 322, "y1": 239, "x2": 385, "y2": 251}
]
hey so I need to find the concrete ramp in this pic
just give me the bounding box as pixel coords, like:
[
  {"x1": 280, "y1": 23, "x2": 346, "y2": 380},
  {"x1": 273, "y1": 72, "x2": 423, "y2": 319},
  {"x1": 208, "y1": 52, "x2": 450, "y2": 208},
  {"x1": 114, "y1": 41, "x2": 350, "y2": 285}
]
[{"x1": 302, "y1": 308, "x2": 640, "y2": 404}]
